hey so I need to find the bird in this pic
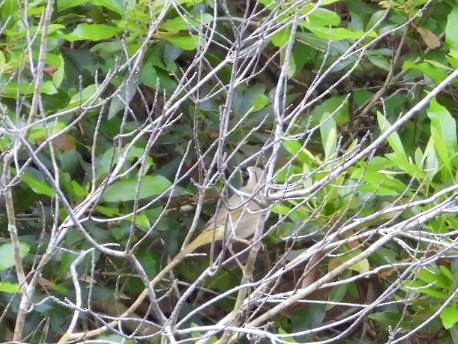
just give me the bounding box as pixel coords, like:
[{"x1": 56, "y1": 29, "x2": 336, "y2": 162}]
[
  {"x1": 56, "y1": 166, "x2": 267, "y2": 343},
  {"x1": 150, "y1": 166, "x2": 265, "y2": 287}
]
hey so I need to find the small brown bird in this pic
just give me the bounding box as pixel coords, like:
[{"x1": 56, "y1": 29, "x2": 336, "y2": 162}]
[
  {"x1": 151, "y1": 166, "x2": 265, "y2": 286},
  {"x1": 180, "y1": 166, "x2": 265, "y2": 254}
]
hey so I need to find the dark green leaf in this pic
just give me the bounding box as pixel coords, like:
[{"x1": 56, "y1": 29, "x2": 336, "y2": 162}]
[
  {"x1": 108, "y1": 75, "x2": 138, "y2": 119},
  {"x1": 101, "y1": 175, "x2": 172, "y2": 202},
  {"x1": 326, "y1": 283, "x2": 348, "y2": 310},
  {"x1": 57, "y1": 0, "x2": 125, "y2": 15},
  {"x1": 59, "y1": 23, "x2": 123, "y2": 41}
]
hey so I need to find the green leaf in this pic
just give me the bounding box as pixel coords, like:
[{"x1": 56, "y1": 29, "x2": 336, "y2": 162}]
[
  {"x1": 252, "y1": 94, "x2": 269, "y2": 112},
  {"x1": 368, "y1": 312, "x2": 401, "y2": 327},
  {"x1": 367, "y1": 10, "x2": 386, "y2": 31},
  {"x1": 285, "y1": 50, "x2": 296, "y2": 78},
  {"x1": 110, "y1": 225, "x2": 125, "y2": 240},
  {"x1": 423, "y1": 137, "x2": 439, "y2": 179},
  {"x1": 368, "y1": 54, "x2": 390, "y2": 71},
  {"x1": 55, "y1": 253, "x2": 74, "y2": 280},
  {"x1": 139, "y1": 65, "x2": 177, "y2": 92},
  {"x1": 292, "y1": 43, "x2": 315, "y2": 75},
  {"x1": 101, "y1": 175, "x2": 172, "y2": 202},
  {"x1": 283, "y1": 140, "x2": 320, "y2": 166},
  {"x1": 232, "y1": 84, "x2": 267, "y2": 115},
  {"x1": 305, "y1": 25, "x2": 376, "y2": 41},
  {"x1": 418, "y1": 266, "x2": 451, "y2": 290},
  {"x1": 404, "y1": 280, "x2": 448, "y2": 299},
  {"x1": 0, "y1": 51, "x2": 5, "y2": 73},
  {"x1": 0, "y1": 282, "x2": 20, "y2": 293},
  {"x1": 377, "y1": 111, "x2": 407, "y2": 159},
  {"x1": 45, "y1": 53, "x2": 65, "y2": 88},
  {"x1": 431, "y1": 127, "x2": 451, "y2": 173},
  {"x1": 326, "y1": 283, "x2": 348, "y2": 310},
  {"x1": 320, "y1": 115, "x2": 337, "y2": 160},
  {"x1": 306, "y1": 7, "x2": 341, "y2": 27},
  {"x1": 309, "y1": 96, "x2": 349, "y2": 127},
  {"x1": 427, "y1": 98, "x2": 458, "y2": 172},
  {"x1": 95, "y1": 206, "x2": 119, "y2": 217},
  {"x1": 0, "y1": 0, "x2": 19, "y2": 19},
  {"x1": 271, "y1": 27, "x2": 291, "y2": 47},
  {"x1": 402, "y1": 60, "x2": 448, "y2": 84},
  {"x1": 0, "y1": 242, "x2": 30, "y2": 271},
  {"x1": 446, "y1": 7, "x2": 458, "y2": 51},
  {"x1": 291, "y1": 305, "x2": 325, "y2": 334},
  {"x1": 271, "y1": 203, "x2": 291, "y2": 216},
  {"x1": 22, "y1": 172, "x2": 55, "y2": 197},
  {"x1": 108, "y1": 75, "x2": 138, "y2": 119},
  {"x1": 349, "y1": 255, "x2": 370, "y2": 274},
  {"x1": 385, "y1": 152, "x2": 425, "y2": 179},
  {"x1": 28, "y1": 121, "x2": 67, "y2": 142},
  {"x1": 159, "y1": 13, "x2": 213, "y2": 32},
  {"x1": 90, "y1": 41, "x2": 124, "y2": 55},
  {"x1": 447, "y1": 51, "x2": 458, "y2": 69},
  {"x1": 329, "y1": 249, "x2": 369, "y2": 274},
  {"x1": 377, "y1": 111, "x2": 407, "y2": 160},
  {"x1": 57, "y1": 0, "x2": 125, "y2": 15},
  {"x1": 441, "y1": 305, "x2": 458, "y2": 329},
  {"x1": 53, "y1": 55, "x2": 65, "y2": 88},
  {"x1": 129, "y1": 213, "x2": 151, "y2": 231},
  {"x1": 439, "y1": 265, "x2": 453, "y2": 282},
  {"x1": 450, "y1": 326, "x2": 458, "y2": 344},
  {"x1": 277, "y1": 328, "x2": 298, "y2": 343},
  {"x1": 163, "y1": 34, "x2": 200, "y2": 50},
  {"x1": 67, "y1": 179, "x2": 87, "y2": 200},
  {"x1": 67, "y1": 84, "x2": 99, "y2": 108},
  {"x1": 59, "y1": 23, "x2": 123, "y2": 41},
  {"x1": 1, "y1": 81, "x2": 58, "y2": 97},
  {"x1": 356, "y1": 164, "x2": 407, "y2": 196},
  {"x1": 137, "y1": 249, "x2": 158, "y2": 277}
]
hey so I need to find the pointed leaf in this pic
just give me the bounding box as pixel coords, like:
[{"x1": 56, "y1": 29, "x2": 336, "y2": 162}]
[{"x1": 101, "y1": 175, "x2": 172, "y2": 202}]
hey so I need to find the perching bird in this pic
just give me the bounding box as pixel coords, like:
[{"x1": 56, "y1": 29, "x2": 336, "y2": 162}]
[{"x1": 151, "y1": 166, "x2": 265, "y2": 287}]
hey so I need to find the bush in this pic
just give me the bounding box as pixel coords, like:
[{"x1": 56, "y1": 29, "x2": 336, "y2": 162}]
[{"x1": 1, "y1": 0, "x2": 458, "y2": 342}]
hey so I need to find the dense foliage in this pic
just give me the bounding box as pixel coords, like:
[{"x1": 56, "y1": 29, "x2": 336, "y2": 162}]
[{"x1": 1, "y1": 0, "x2": 458, "y2": 342}]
